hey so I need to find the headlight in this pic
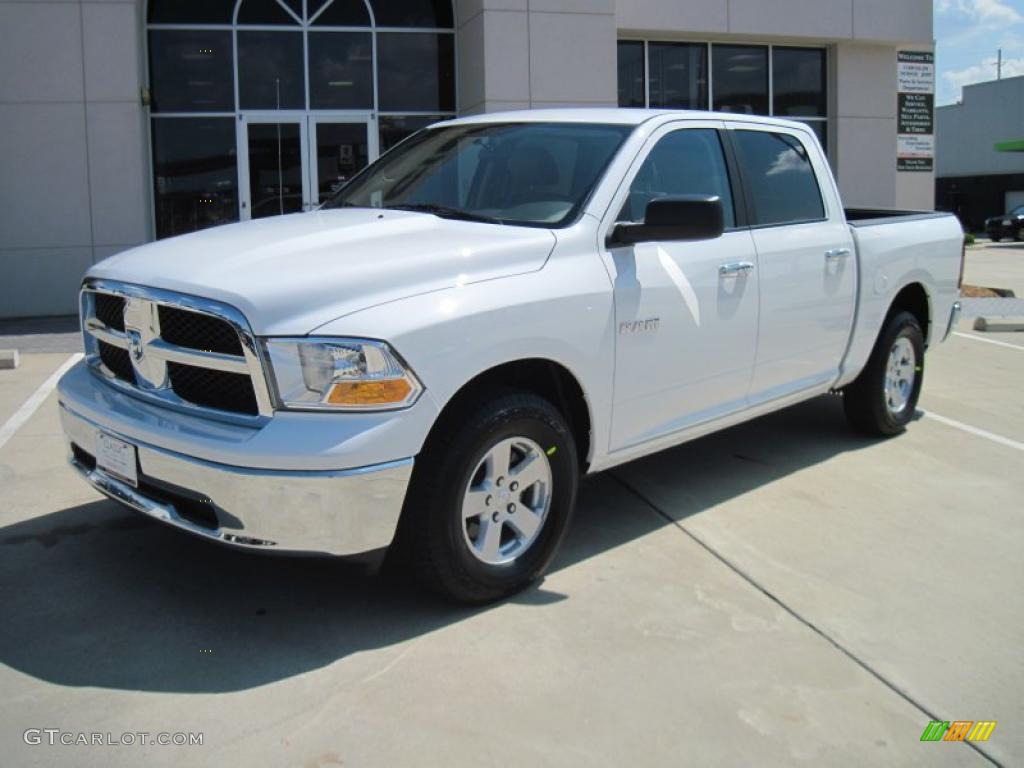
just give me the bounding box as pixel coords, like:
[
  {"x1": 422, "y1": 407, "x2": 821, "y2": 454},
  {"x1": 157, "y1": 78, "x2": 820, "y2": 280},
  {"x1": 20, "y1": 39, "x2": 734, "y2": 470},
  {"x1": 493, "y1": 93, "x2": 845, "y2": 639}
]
[{"x1": 264, "y1": 338, "x2": 423, "y2": 410}]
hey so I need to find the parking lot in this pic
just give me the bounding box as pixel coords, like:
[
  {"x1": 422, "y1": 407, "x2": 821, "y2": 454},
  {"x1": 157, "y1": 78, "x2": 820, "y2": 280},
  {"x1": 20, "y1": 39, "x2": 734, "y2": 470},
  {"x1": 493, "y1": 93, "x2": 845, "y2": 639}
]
[{"x1": 1, "y1": 246, "x2": 1021, "y2": 767}]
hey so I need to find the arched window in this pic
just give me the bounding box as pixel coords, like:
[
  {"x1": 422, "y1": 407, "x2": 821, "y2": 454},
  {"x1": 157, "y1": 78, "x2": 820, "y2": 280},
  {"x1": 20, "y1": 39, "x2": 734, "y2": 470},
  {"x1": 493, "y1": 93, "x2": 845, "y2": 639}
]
[{"x1": 147, "y1": 0, "x2": 456, "y2": 238}]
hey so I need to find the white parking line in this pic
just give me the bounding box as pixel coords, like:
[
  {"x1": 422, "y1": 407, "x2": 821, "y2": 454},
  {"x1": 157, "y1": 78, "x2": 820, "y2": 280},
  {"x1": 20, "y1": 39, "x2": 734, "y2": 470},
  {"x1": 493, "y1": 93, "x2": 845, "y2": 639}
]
[
  {"x1": 0, "y1": 353, "x2": 82, "y2": 452},
  {"x1": 952, "y1": 332, "x2": 1024, "y2": 351},
  {"x1": 920, "y1": 410, "x2": 1024, "y2": 452}
]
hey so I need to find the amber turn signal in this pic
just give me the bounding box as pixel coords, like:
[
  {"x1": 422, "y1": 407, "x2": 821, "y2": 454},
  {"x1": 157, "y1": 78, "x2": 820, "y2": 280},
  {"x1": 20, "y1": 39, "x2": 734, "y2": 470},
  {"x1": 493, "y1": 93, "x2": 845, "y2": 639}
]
[{"x1": 326, "y1": 378, "x2": 413, "y2": 406}]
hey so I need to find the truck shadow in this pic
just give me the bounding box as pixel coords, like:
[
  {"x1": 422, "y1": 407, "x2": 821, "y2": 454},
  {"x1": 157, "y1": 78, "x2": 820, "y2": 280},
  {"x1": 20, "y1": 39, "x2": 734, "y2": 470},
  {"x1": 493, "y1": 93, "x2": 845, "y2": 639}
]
[{"x1": 0, "y1": 395, "x2": 880, "y2": 693}]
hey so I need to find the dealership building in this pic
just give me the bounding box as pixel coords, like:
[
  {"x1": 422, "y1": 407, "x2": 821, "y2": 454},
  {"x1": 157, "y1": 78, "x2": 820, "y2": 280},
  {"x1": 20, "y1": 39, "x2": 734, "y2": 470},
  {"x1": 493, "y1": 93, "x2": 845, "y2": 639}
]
[{"x1": 0, "y1": 0, "x2": 934, "y2": 318}]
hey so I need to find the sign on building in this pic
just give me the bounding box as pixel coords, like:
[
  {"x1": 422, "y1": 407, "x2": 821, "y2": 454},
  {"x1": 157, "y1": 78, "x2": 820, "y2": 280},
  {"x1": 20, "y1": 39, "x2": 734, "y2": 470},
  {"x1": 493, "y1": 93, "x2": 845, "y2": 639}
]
[{"x1": 897, "y1": 51, "x2": 935, "y2": 172}]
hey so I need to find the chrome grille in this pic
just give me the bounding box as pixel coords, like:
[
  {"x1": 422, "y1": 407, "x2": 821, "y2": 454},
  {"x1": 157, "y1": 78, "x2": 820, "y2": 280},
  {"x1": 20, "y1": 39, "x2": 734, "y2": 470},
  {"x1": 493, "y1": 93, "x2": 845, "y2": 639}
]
[{"x1": 81, "y1": 279, "x2": 273, "y2": 423}]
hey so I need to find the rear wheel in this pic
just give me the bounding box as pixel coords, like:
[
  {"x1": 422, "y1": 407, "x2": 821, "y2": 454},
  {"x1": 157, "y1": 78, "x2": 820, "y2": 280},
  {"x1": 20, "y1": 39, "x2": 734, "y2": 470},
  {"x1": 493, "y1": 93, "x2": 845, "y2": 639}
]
[
  {"x1": 843, "y1": 311, "x2": 925, "y2": 436},
  {"x1": 402, "y1": 391, "x2": 578, "y2": 603}
]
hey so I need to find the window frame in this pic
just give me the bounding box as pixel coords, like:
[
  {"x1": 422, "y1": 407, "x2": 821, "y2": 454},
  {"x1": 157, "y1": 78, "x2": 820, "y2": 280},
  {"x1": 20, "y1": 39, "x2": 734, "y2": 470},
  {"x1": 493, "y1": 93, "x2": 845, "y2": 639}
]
[{"x1": 616, "y1": 39, "x2": 830, "y2": 157}]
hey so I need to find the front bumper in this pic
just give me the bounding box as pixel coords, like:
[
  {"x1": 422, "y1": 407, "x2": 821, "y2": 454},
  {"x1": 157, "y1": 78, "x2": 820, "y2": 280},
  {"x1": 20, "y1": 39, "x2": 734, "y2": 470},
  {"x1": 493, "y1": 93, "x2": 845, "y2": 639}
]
[{"x1": 60, "y1": 403, "x2": 413, "y2": 556}]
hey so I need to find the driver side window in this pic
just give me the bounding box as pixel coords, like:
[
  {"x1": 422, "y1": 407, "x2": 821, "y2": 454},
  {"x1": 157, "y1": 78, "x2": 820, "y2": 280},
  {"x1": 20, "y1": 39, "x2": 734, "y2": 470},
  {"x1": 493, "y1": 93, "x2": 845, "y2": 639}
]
[{"x1": 618, "y1": 128, "x2": 736, "y2": 229}]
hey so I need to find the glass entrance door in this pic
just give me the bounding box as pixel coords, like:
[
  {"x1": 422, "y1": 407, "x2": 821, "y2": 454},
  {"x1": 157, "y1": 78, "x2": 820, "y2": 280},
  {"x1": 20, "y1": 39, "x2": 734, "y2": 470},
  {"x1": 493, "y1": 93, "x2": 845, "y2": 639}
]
[
  {"x1": 239, "y1": 115, "x2": 309, "y2": 220},
  {"x1": 238, "y1": 115, "x2": 375, "y2": 220},
  {"x1": 308, "y1": 117, "x2": 377, "y2": 205}
]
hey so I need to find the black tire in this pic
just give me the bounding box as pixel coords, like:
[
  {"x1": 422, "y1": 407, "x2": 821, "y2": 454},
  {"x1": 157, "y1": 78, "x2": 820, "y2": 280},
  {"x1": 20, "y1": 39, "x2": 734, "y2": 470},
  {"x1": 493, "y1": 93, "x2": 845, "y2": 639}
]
[
  {"x1": 843, "y1": 311, "x2": 925, "y2": 436},
  {"x1": 400, "y1": 391, "x2": 579, "y2": 603},
  {"x1": 991, "y1": 236, "x2": 1002, "y2": 243}
]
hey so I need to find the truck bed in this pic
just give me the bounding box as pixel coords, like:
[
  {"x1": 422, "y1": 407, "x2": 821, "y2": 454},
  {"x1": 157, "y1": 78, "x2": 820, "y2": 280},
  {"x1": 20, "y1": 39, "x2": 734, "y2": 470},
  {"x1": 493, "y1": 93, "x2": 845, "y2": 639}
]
[{"x1": 845, "y1": 209, "x2": 955, "y2": 227}]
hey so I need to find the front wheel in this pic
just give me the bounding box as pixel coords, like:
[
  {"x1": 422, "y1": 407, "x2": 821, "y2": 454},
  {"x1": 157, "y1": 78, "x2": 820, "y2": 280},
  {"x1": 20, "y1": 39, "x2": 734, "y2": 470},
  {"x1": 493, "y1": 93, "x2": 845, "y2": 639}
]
[
  {"x1": 403, "y1": 391, "x2": 579, "y2": 603},
  {"x1": 843, "y1": 311, "x2": 925, "y2": 436}
]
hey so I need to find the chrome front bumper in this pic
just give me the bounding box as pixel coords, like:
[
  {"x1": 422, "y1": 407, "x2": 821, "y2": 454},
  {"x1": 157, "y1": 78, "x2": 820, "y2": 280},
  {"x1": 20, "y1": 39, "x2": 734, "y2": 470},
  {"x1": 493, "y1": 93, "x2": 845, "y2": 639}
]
[{"x1": 60, "y1": 403, "x2": 413, "y2": 556}]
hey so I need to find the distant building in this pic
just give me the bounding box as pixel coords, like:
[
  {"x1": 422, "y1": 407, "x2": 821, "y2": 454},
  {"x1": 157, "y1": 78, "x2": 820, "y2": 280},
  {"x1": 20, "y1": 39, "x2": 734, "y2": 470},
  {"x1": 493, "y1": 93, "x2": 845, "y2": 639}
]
[{"x1": 936, "y1": 75, "x2": 1024, "y2": 233}]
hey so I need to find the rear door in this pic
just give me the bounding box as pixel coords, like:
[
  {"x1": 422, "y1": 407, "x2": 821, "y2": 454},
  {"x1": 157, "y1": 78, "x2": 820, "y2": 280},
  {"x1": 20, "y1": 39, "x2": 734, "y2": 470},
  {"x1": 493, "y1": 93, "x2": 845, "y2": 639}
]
[
  {"x1": 602, "y1": 122, "x2": 760, "y2": 450},
  {"x1": 727, "y1": 124, "x2": 856, "y2": 404}
]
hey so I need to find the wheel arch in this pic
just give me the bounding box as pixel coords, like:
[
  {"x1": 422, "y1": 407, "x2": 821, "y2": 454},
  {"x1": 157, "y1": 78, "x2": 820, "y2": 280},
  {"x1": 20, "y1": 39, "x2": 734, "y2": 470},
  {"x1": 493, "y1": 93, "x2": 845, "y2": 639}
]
[
  {"x1": 886, "y1": 281, "x2": 931, "y2": 346},
  {"x1": 426, "y1": 358, "x2": 593, "y2": 471}
]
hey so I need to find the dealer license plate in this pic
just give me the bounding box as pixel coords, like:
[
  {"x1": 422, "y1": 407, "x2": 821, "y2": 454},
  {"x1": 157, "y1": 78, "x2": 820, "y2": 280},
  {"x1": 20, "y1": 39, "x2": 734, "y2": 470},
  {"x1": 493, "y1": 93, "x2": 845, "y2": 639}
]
[{"x1": 95, "y1": 432, "x2": 138, "y2": 487}]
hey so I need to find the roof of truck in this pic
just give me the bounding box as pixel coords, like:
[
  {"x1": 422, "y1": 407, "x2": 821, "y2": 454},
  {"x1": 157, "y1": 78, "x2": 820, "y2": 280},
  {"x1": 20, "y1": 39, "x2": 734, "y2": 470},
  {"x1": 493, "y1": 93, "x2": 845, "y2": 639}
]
[{"x1": 434, "y1": 108, "x2": 813, "y2": 132}]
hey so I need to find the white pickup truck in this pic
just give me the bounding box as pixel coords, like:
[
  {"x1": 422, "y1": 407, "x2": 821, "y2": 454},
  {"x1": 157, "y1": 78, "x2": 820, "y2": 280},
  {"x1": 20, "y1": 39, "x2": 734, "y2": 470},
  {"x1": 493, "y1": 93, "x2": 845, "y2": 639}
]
[{"x1": 58, "y1": 109, "x2": 964, "y2": 602}]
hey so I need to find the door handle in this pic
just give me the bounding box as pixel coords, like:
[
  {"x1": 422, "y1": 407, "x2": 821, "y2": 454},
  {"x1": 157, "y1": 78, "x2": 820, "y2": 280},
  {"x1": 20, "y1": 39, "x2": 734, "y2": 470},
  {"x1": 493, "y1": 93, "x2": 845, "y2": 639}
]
[
  {"x1": 825, "y1": 247, "x2": 852, "y2": 261},
  {"x1": 719, "y1": 262, "x2": 755, "y2": 277}
]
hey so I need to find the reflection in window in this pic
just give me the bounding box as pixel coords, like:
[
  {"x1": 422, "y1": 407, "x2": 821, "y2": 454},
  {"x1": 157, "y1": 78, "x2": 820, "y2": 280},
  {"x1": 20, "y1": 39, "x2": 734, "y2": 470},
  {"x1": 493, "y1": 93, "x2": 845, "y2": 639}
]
[
  {"x1": 148, "y1": 31, "x2": 233, "y2": 113},
  {"x1": 733, "y1": 131, "x2": 824, "y2": 226},
  {"x1": 378, "y1": 33, "x2": 455, "y2": 111},
  {"x1": 237, "y1": 31, "x2": 305, "y2": 109},
  {"x1": 372, "y1": 0, "x2": 454, "y2": 28},
  {"x1": 648, "y1": 42, "x2": 707, "y2": 109},
  {"x1": 151, "y1": 118, "x2": 238, "y2": 239},
  {"x1": 713, "y1": 45, "x2": 768, "y2": 115},
  {"x1": 616, "y1": 41, "x2": 645, "y2": 108},
  {"x1": 379, "y1": 115, "x2": 447, "y2": 152},
  {"x1": 773, "y1": 47, "x2": 827, "y2": 117},
  {"x1": 309, "y1": 32, "x2": 373, "y2": 109}
]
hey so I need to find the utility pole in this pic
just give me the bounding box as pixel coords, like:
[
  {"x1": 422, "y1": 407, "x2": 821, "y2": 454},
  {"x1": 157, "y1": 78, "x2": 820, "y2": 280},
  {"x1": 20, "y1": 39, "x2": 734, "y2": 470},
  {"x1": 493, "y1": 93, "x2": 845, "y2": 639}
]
[{"x1": 997, "y1": 49, "x2": 1002, "y2": 80}]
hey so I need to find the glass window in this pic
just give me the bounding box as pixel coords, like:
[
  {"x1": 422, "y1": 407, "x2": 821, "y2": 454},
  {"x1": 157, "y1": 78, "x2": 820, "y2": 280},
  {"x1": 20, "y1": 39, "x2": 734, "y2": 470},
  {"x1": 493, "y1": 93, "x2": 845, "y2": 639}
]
[
  {"x1": 732, "y1": 130, "x2": 824, "y2": 226},
  {"x1": 371, "y1": 0, "x2": 454, "y2": 28},
  {"x1": 148, "y1": 0, "x2": 235, "y2": 24},
  {"x1": 379, "y1": 115, "x2": 447, "y2": 152},
  {"x1": 151, "y1": 118, "x2": 238, "y2": 239},
  {"x1": 148, "y1": 31, "x2": 233, "y2": 113},
  {"x1": 237, "y1": 0, "x2": 300, "y2": 25},
  {"x1": 617, "y1": 129, "x2": 735, "y2": 228},
  {"x1": 773, "y1": 47, "x2": 826, "y2": 117},
  {"x1": 377, "y1": 33, "x2": 455, "y2": 111},
  {"x1": 648, "y1": 42, "x2": 708, "y2": 109},
  {"x1": 246, "y1": 122, "x2": 305, "y2": 219},
  {"x1": 313, "y1": 122, "x2": 370, "y2": 202},
  {"x1": 237, "y1": 31, "x2": 305, "y2": 110},
  {"x1": 325, "y1": 122, "x2": 634, "y2": 228},
  {"x1": 308, "y1": 32, "x2": 373, "y2": 109},
  {"x1": 310, "y1": 0, "x2": 372, "y2": 26},
  {"x1": 712, "y1": 45, "x2": 768, "y2": 115},
  {"x1": 617, "y1": 41, "x2": 645, "y2": 108}
]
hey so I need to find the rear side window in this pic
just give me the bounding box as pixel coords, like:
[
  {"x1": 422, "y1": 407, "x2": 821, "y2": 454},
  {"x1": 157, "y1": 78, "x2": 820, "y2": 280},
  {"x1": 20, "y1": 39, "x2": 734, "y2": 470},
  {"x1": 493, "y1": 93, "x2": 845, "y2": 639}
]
[
  {"x1": 733, "y1": 130, "x2": 824, "y2": 226},
  {"x1": 618, "y1": 128, "x2": 736, "y2": 229}
]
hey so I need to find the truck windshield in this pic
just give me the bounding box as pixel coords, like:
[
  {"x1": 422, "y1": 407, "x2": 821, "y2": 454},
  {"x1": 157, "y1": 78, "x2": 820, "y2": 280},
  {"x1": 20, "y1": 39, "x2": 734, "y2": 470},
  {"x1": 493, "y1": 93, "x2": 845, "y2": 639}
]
[{"x1": 323, "y1": 122, "x2": 634, "y2": 227}]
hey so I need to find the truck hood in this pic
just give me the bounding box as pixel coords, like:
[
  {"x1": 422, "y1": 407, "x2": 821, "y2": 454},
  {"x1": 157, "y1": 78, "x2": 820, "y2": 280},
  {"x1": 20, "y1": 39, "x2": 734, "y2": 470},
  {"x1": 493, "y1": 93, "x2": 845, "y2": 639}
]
[{"x1": 88, "y1": 209, "x2": 557, "y2": 335}]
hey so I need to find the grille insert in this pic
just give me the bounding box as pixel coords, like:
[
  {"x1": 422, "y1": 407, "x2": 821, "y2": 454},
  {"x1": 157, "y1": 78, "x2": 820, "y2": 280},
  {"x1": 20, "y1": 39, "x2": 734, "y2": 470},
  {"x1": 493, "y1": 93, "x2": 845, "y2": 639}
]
[
  {"x1": 168, "y1": 362, "x2": 258, "y2": 415},
  {"x1": 159, "y1": 305, "x2": 243, "y2": 357},
  {"x1": 99, "y1": 340, "x2": 134, "y2": 383},
  {"x1": 95, "y1": 293, "x2": 126, "y2": 331}
]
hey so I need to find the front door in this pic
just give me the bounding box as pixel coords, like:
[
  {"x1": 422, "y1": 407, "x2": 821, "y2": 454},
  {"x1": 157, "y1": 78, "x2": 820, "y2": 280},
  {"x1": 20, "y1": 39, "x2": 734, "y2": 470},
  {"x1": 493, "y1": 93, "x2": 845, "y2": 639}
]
[
  {"x1": 238, "y1": 115, "x2": 375, "y2": 220},
  {"x1": 604, "y1": 124, "x2": 760, "y2": 451}
]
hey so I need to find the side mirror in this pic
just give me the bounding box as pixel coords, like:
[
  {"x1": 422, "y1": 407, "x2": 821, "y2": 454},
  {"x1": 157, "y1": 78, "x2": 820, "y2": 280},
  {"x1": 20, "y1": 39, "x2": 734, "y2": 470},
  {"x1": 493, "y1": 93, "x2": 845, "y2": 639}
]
[{"x1": 609, "y1": 196, "x2": 725, "y2": 246}]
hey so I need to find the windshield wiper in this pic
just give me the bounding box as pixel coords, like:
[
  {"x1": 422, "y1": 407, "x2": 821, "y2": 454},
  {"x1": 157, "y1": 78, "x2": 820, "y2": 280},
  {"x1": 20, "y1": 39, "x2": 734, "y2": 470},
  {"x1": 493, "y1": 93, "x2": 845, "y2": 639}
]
[{"x1": 384, "y1": 203, "x2": 503, "y2": 225}]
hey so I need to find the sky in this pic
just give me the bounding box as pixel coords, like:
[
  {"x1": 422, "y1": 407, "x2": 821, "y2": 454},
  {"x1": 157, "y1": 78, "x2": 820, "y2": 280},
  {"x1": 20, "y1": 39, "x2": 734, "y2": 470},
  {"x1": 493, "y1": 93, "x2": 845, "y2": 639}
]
[{"x1": 936, "y1": 0, "x2": 1024, "y2": 104}]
